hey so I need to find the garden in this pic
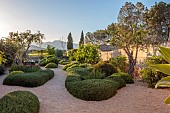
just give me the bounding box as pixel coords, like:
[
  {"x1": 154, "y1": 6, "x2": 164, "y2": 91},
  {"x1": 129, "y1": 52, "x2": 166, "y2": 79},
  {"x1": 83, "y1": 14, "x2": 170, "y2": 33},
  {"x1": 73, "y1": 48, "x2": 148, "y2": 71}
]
[{"x1": 0, "y1": 1, "x2": 170, "y2": 113}]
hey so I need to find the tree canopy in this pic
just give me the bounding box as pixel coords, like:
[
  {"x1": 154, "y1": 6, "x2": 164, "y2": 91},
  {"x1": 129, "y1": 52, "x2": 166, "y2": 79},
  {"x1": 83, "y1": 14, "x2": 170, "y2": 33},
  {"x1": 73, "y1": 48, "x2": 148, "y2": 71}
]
[{"x1": 67, "y1": 32, "x2": 73, "y2": 50}]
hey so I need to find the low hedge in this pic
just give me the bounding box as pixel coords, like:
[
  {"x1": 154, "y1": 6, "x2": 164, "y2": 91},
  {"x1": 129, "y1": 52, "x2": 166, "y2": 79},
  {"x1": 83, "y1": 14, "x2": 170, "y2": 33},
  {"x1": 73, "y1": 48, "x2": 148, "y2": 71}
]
[
  {"x1": 0, "y1": 91, "x2": 40, "y2": 113},
  {"x1": 112, "y1": 72, "x2": 134, "y2": 84},
  {"x1": 9, "y1": 64, "x2": 40, "y2": 73},
  {"x1": 45, "y1": 63, "x2": 58, "y2": 68},
  {"x1": 3, "y1": 69, "x2": 54, "y2": 87},
  {"x1": 106, "y1": 76, "x2": 126, "y2": 89},
  {"x1": 8, "y1": 71, "x2": 24, "y2": 76},
  {"x1": 65, "y1": 78, "x2": 119, "y2": 101},
  {"x1": 62, "y1": 62, "x2": 79, "y2": 70},
  {"x1": 93, "y1": 61, "x2": 117, "y2": 77}
]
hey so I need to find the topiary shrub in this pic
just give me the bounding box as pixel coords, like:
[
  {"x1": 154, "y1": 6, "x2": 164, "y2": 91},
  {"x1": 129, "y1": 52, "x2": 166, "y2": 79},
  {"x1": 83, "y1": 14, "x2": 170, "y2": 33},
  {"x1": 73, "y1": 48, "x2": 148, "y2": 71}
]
[
  {"x1": 82, "y1": 69, "x2": 105, "y2": 80},
  {"x1": 0, "y1": 65, "x2": 5, "y2": 75},
  {"x1": 93, "y1": 61, "x2": 117, "y2": 77},
  {"x1": 39, "y1": 59, "x2": 47, "y2": 66},
  {"x1": 9, "y1": 64, "x2": 40, "y2": 73},
  {"x1": 46, "y1": 55, "x2": 59, "y2": 64},
  {"x1": 106, "y1": 76, "x2": 126, "y2": 89},
  {"x1": 8, "y1": 71, "x2": 24, "y2": 76},
  {"x1": 0, "y1": 91, "x2": 40, "y2": 113},
  {"x1": 66, "y1": 67, "x2": 90, "y2": 76},
  {"x1": 3, "y1": 69, "x2": 54, "y2": 87},
  {"x1": 62, "y1": 62, "x2": 79, "y2": 70},
  {"x1": 112, "y1": 72, "x2": 134, "y2": 84},
  {"x1": 65, "y1": 79, "x2": 119, "y2": 101},
  {"x1": 45, "y1": 63, "x2": 58, "y2": 68}
]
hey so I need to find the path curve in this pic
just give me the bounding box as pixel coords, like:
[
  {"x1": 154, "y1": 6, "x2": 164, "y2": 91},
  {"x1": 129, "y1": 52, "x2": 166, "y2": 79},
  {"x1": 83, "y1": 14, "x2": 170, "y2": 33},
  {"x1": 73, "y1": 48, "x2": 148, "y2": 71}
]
[{"x1": 0, "y1": 65, "x2": 170, "y2": 113}]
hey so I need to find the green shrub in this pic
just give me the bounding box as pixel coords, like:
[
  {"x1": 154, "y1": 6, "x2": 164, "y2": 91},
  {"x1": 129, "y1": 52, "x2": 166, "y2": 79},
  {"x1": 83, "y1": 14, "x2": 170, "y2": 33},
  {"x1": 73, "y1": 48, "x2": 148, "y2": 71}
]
[
  {"x1": 45, "y1": 63, "x2": 58, "y2": 68},
  {"x1": 106, "y1": 76, "x2": 126, "y2": 89},
  {"x1": 0, "y1": 65, "x2": 5, "y2": 75},
  {"x1": 0, "y1": 91, "x2": 39, "y2": 113},
  {"x1": 94, "y1": 61, "x2": 117, "y2": 77},
  {"x1": 62, "y1": 62, "x2": 79, "y2": 70},
  {"x1": 3, "y1": 69, "x2": 54, "y2": 87},
  {"x1": 65, "y1": 76, "x2": 82, "y2": 83},
  {"x1": 82, "y1": 69, "x2": 105, "y2": 80},
  {"x1": 66, "y1": 67, "x2": 90, "y2": 77},
  {"x1": 109, "y1": 56, "x2": 128, "y2": 72},
  {"x1": 112, "y1": 72, "x2": 134, "y2": 84},
  {"x1": 9, "y1": 71, "x2": 24, "y2": 76},
  {"x1": 59, "y1": 60, "x2": 70, "y2": 65},
  {"x1": 140, "y1": 56, "x2": 169, "y2": 87},
  {"x1": 39, "y1": 59, "x2": 47, "y2": 66},
  {"x1": 9, "y1": 64, "x2": 40, "y2": 73},
  {"x1": 46, "y1": 55, "x2": 59, "y2": 64},
  {"x1": 65, "y1": 79, "x2": 119, "y2": 101}
]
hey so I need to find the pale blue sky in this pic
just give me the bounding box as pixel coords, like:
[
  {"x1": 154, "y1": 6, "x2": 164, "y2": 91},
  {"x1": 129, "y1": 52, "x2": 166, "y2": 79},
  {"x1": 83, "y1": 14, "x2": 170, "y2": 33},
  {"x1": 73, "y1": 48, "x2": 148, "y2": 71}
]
[{"x1": 0, "y1": 0, "x2": 169, "y2": 43}]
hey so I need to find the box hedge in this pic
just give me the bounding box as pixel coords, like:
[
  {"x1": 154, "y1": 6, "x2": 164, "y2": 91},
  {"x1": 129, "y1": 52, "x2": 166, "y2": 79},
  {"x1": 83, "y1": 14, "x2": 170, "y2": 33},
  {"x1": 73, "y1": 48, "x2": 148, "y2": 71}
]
[
  {"x1": 0, "y1": 91, "x2": 40, "y2": 113},
  {"x1": 3, "y1": 69, "x2": 54, "y2": 87},
  {"x1": 45, "y1": 63, "x2": 58, "y2": 68},
  {"x1": 9, "y1": 64, "x2": 40, "y2": 73},
  {"x1": 65, "y1": 78, "x2": 119, "y2": 101},
  {"x1": 111, "y1": 72, "x2": 134, "y2": 84}
]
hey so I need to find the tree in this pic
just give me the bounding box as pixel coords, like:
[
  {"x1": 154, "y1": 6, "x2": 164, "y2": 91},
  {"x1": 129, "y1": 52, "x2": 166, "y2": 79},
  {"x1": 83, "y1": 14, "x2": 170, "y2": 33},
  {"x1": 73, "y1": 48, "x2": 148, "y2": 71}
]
[
  {"x1": 0, "y1": 38, "x2": 18, "y2": 66},
  {"x1": 145, "y1": 2, "x2": 170, "y2": 54},
  {"x1": 56, "y1": 49, "x2": 63, "y2": 58},
  {"x1": 74, "y1": 44, "x2": 99, "y2": 64},
  {"x1": 79, "y1": 30, "x2": 84, "y2": 46},
  {"x1": 8, "y1": 30, "x2": 44, "y2": 65},
  {"x1": 46, "y1": 45, "x2": 56, "y2": 55},
  {"x1": 67, "y1": 32, "x2": 73, "y2": 50},
  {"x1": 110, "y1": 2, "x2": 148, "y2": 75}
]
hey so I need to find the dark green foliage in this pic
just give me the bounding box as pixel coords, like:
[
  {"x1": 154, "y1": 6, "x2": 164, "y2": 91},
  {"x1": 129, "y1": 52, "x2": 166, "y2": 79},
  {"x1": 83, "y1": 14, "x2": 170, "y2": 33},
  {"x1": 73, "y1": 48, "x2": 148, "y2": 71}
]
[
  {"x1": 106, "y1": 76, "x2": 126, "y2": 89},
  {"x1": 3, "y1": 70, "x2": 54, "y2": 87},
  {"x1": 0, "y1": 91, "x2": 39, "y2": 113},
  {"x1": 112, "y1": 72, "x2": 134, "y2": 84},
  {"x1": 39, "y1": 59, "x2": 47, "y2": 66},
  {"x1": 109, "y1": 56, "x2": 128, "y2": 72},
  {"x1": 67, "y1": 32, "x2": 73, "y2": 50},
  {"x1": 65, "y1": 79, "x2": 119, "y2": 101},
  {"x1": 94, "y1": 61, "x2": 117, "y2": 77},
  {"x1": 66, "y1": 67, "x2": 90, "y2": 77},
  {"x1": 45, "y1": 63, "x2": 58, "y2": 68},
  {"x1": 0, "y1": 66, "x2": 5, "y2": 75},
  {"x1": 9, "y1": 64, "x2": 40, "y2": 73},
  {"x1": 141, "y1": 56, "x2": 169, "y2": 87},
  {"x1": 56, "y1": 49, "x2": 63, "y2": 58},
  {"x1": 82, "y1": 69, "x2": 105, "y2": 80},
  {"x1": 79, "y1": 30, "x2": 84, "y2": 46},
  {"x1": 65, "y1": 76, "x2": 82, "y2": 83}
]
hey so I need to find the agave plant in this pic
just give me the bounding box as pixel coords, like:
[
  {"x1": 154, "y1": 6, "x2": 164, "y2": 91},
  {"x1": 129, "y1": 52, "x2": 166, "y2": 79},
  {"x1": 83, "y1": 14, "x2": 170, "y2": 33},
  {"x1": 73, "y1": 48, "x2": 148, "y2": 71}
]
[{"x1": 151, "y1": 46, "x2": 170, "y2": 105}]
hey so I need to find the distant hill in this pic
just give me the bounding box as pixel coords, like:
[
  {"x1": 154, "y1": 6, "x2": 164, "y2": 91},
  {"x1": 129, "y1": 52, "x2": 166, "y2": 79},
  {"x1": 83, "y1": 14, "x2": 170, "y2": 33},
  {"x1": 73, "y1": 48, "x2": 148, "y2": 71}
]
[{"x1": 30, "y1": 40, "x2": 78, "y2": 50}]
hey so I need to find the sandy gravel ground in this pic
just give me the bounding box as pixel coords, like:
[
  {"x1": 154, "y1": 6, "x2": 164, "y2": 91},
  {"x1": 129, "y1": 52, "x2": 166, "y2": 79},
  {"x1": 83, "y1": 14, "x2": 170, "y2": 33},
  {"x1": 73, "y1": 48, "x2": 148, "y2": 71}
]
[{"x1": 0, "y1": 65, "x2": 170, "y2": 113}]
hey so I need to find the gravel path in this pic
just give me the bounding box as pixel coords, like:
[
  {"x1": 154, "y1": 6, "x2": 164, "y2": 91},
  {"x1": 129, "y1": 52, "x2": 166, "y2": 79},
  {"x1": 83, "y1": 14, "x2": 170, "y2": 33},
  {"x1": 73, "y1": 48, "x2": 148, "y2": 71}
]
[{"x1": 0, "y1": 65, "x2": 170, "y2": 113}]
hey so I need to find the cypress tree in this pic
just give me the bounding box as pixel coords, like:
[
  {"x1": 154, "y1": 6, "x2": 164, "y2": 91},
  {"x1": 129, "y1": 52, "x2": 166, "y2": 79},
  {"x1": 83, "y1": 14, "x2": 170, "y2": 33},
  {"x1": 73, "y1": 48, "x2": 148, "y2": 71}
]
[
  {"x1": 79, "y1": 30, "x2": 84, "y2": 46},
  {"x1": 67, "y1": 32, "x2": 73, "y2": 50}
]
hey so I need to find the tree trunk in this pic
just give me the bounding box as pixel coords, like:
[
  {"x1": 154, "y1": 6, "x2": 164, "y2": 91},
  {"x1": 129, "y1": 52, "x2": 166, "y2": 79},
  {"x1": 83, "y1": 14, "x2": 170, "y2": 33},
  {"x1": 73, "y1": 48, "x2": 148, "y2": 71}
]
[{"x1": 18, "y1": 50, "x2": 23, "y2": 65}]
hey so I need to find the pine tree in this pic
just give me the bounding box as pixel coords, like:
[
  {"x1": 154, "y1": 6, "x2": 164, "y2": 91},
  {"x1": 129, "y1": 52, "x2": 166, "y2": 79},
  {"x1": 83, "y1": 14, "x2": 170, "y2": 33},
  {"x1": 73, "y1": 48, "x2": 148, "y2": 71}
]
[
  {"x1": 67, "y1": 32, "x2": 73, "y2": 50},
  {"x1": 79, "y1": 30, "x2": 84, "y2": 46}
]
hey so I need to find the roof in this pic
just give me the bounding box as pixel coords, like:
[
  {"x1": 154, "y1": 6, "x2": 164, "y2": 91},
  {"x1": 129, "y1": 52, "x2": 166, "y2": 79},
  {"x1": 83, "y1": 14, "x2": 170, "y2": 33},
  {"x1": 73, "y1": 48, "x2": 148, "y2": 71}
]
[{"x1": 99, "y1": 45, "x2": 116, "y2": 51}]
